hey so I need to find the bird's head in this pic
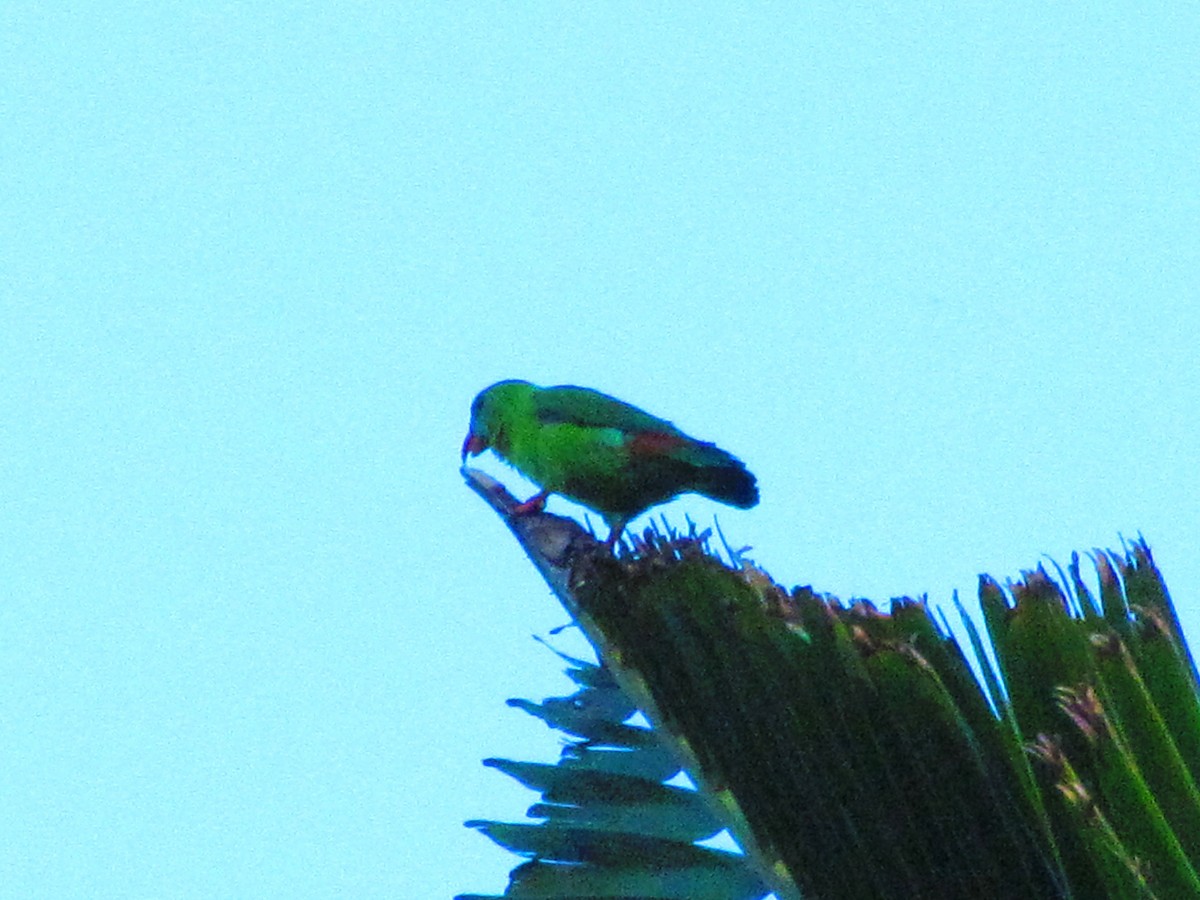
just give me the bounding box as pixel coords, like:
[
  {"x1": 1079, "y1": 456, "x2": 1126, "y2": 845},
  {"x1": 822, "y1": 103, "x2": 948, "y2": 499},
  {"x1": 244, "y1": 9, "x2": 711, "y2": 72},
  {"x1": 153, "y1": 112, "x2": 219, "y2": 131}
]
[{"x1": 461, "y1": 379, "x2": 532, "y2": 462}]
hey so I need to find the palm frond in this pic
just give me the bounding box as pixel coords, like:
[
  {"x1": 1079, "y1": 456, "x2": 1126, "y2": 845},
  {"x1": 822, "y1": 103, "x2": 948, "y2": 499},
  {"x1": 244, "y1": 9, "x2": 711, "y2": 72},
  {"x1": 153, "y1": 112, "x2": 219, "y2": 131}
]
[{"x1": 459, "y1": 467, "x2": 1199, "y2": 899}]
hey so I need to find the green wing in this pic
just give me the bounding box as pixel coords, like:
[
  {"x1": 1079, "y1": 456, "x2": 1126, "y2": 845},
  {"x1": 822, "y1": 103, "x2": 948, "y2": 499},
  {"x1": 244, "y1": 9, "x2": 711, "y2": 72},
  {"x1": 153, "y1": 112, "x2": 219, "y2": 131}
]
[
  {"x1": 533, "y1": 385, "x2": 683, "y2": 436},
  {"x1": 525, "y1": 383, "x2": 758, "y2": 514}
]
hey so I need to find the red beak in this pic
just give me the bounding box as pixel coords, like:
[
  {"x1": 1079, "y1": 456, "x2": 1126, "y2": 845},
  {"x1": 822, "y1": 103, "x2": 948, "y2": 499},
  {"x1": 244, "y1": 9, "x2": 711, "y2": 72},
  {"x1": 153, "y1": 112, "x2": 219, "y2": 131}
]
[{"x1": 461, "y1": 432, "x2": 487, "y2": 461}]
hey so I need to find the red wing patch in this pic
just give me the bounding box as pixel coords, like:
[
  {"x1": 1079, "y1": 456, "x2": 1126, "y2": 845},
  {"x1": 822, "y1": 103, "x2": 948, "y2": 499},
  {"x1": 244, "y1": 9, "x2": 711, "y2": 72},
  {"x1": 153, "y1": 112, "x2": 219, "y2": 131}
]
[{"x1": 629, "y1": 430, "x2": 688, "y2": 456}]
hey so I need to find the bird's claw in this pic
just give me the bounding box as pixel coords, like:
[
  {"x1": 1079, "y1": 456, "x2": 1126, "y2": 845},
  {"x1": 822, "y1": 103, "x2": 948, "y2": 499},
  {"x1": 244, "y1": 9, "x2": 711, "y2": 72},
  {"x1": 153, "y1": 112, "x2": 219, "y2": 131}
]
[{"x1": 511, "y1": 491, "x2": 549, "y2": 516}]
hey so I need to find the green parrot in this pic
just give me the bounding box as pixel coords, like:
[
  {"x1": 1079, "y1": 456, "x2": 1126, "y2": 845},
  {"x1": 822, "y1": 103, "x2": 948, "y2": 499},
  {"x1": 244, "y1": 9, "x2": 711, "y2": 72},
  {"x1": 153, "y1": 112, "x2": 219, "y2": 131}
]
[{"x1": 462, "y1": 379, "x2": 758, "y2": 547}]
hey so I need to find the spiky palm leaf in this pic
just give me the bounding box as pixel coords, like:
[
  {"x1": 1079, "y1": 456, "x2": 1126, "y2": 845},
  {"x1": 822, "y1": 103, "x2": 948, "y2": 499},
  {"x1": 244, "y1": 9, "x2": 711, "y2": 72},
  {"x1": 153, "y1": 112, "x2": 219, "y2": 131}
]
[{"x1": 459, "y1": 468, "x2": 1200, "y2": 899}]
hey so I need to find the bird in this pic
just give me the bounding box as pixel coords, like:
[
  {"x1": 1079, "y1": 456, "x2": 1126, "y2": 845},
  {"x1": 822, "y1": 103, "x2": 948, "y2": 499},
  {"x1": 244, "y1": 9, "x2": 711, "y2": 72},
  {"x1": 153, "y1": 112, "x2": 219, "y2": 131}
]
[{"x1": 462, "y1": 379, "x2": 758, "y2": 548}]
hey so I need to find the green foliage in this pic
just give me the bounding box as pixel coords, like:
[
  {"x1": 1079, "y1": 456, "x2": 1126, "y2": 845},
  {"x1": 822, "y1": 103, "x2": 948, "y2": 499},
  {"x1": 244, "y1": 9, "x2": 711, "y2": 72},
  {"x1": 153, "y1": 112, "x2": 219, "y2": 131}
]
[
  {"x1": 460, "y1": 469, "x2": 1200, "y2": 898},
  {"x1": 461, "y1": 648, "x2": 769, "y2": 900}
]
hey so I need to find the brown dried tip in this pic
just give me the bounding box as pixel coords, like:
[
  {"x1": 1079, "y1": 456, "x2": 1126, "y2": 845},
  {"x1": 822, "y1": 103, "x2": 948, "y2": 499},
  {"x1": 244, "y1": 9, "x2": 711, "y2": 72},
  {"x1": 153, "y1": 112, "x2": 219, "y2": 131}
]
[
  {"x1": 1133, "y1": 604, "x2": 1171, "y2": 640},
  {"x1": 1088, "y1": 630, "x2": 1123, "y2": 658},
  {"x1": 1027, "y1": 733, "x2": 1065, "y2": 771},
  {"x1": 1056, "y1": 684, "x2": 1108, "y2": 743},
  {"x1": 850, "y1": 624, "x2": 877, "y2": 655},
  {"x1": 1094, "y1": 550, "x2": 1118, "y2": 590}
]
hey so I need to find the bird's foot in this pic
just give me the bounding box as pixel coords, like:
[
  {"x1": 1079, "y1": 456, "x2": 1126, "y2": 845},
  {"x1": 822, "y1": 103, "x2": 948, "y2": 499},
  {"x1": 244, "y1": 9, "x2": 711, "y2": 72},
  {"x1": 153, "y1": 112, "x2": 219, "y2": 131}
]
[
  {"x1": 602, "y1": 520, "x2": 628, "y2": 553},
  {"x1": 511, "y1": 490, "x2": 550, "y2": 516}
]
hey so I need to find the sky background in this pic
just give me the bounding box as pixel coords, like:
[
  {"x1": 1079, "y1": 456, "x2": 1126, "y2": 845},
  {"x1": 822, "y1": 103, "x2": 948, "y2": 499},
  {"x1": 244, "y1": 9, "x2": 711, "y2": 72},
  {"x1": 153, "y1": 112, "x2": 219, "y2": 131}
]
[{"x1": 3, "y1": 4, "x2": 1199, "y2": 898}]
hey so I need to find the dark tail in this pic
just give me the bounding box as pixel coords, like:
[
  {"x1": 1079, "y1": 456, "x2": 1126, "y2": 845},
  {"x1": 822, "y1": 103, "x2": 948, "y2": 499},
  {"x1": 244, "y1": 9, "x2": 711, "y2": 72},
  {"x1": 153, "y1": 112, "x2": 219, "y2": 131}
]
[{"x1": 696, "y1": 457, "x2": 759, "y2": 509}]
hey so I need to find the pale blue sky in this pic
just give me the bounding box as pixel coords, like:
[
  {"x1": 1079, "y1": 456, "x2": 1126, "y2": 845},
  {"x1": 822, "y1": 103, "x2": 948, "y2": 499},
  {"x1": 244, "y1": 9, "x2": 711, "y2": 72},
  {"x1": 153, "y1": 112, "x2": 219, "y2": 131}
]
[{"x1": 3, "y1": 5, "x2": 1198, "y2": 898}]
